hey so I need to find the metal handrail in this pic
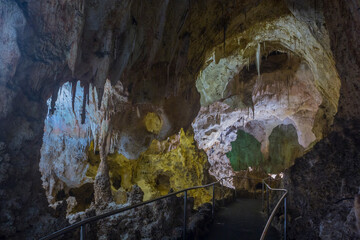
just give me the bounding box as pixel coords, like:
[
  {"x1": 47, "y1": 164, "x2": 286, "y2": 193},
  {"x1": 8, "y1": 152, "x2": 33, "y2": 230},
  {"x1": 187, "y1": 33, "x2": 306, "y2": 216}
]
[
  {"x1": 40, "y1": 175, "x2": 239, "y2": 240},
  {"x1": 260, "y1": 178, "x2": 288, "y2": 240}
]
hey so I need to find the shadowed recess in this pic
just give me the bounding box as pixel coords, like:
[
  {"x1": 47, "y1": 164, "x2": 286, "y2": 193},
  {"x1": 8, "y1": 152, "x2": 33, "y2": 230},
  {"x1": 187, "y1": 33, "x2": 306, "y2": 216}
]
[
  {"x1": 267, "y1": 124, "x2": 303, "y2": 173},
  {"x1": 226, "y1": 130, "x2": 264, "y2": 171}
]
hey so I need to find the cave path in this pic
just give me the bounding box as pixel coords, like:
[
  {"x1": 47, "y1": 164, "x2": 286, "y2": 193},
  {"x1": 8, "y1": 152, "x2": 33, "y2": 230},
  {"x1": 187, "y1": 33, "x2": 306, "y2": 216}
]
[{"x1": 201, "y1": 198, "x2": 280, "y2": 240}]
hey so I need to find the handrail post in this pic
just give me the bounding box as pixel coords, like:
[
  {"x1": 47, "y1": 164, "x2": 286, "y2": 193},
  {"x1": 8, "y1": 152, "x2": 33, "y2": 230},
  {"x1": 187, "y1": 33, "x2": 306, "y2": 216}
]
[
  {"x1": 183, "y1": 190, "x2": 187, "y2": 240},
  {"x1": 284, "y1": 197, "x2": 287, "y2": 240},
  {"x1": 221, "y1": 180, "x2": 224, "y2": 206},
  {"x1": 212, "y1": 184, "x2": 215, "y2": 218},
  {"x1": 267, "y1": 187, "x2": 270, "y2": 216},
  {"x1": 262, "y1": 180, "x2": 264, "y2": 212},
  {"x1": 80, "y1": 224, "x2": 85, "y2": 240},
  {"x1": 234, "y1": 176, "x2": 237, "y2": 200}
]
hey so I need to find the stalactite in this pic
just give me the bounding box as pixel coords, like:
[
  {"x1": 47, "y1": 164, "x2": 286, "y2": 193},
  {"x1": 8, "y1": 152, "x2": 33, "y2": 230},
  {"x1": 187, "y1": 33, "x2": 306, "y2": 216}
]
[
  {"x1": 136, "y1": 106, "x2": 140, "y2": 118},
  {"x1": 81, "y1": 82, "x2": 89, "y2": 124},
  {"x1": 251, "y1": 103, "x2": 255, "y2": 119},
  {"x1": 96, "y1": 86, "x2": 104, "y2": 110},
  {"x1": 256, "y1": 43, "x2": 261, "y2": 77},
  {"x1": 87, "y1": 83, "x2": 91, "y2": 105},
  {"x1": 287, "y1": 75, "x2": 290, "y2": 105},
  {"x1": 223, "y1": 24, "x2": 227, "y2": 54},
  {"x1": 50, "y1": 72, "x2": 59, "y2": 115},
  {"x1": 50, "y1": 88, "x2": 59, "y2": 116},
  {"x1": 71, "y1": 80, "x2": 77, "y2": 113}
]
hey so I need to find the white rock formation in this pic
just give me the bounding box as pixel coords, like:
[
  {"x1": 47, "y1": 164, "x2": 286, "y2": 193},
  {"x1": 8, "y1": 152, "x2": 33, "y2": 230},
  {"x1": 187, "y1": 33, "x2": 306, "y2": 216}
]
[{"x1": 193, "y1": 58, "x2": 322, "y2": 187}]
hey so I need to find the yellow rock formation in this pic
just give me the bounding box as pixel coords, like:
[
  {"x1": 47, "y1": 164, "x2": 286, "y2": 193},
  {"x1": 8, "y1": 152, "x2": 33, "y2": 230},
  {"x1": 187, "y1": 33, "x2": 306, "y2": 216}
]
[
  {"x1": 87, "y1": 128, "x2": 212, "y2": 207},
  {"x1": 144, "y1": 112, "x2": 163, "y2": 134}
]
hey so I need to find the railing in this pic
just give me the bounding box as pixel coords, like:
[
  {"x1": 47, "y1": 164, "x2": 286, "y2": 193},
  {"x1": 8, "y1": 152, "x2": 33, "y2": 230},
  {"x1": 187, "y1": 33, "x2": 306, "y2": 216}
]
[
  {"x1": 260, "y1": 177, "x2": 288, "y2": 240},
  {"x1": 41, "y1": 175, "x2": 287, "y2": 240},
  {"x1": 40, "y1": 176, "x2": 237, "y2": 240}
]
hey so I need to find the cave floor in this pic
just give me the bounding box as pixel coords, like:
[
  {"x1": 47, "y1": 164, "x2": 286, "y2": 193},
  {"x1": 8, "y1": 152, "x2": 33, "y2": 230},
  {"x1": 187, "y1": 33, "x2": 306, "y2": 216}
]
[{"x1": 200, "y1": 198, "x2": 280, "y2": 240}]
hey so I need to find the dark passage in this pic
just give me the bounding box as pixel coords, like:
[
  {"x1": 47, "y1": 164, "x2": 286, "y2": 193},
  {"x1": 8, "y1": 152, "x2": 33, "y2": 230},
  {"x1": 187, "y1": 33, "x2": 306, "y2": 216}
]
[{"x1": 201, "y1": 199, "x2": 280, "y2": 240}]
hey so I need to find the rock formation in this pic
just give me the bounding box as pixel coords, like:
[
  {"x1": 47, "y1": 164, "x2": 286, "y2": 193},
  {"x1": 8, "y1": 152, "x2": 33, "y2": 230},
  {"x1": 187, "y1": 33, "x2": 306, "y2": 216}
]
[{"x1": 40, "y1": 81, "x2": 212, "y2": 212}]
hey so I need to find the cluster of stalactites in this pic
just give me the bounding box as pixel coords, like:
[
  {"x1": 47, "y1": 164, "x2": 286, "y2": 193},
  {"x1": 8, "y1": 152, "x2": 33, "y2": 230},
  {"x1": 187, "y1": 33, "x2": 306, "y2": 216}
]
[{"x1": 48, "y1": 79, "x2": 126, "y2": 156}]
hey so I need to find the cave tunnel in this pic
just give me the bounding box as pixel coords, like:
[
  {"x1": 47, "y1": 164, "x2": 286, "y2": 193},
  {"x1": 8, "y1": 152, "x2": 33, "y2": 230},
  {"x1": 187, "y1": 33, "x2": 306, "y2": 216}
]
[{"x1": 1, "y1": 0, "x2": 360, "y2": 239}]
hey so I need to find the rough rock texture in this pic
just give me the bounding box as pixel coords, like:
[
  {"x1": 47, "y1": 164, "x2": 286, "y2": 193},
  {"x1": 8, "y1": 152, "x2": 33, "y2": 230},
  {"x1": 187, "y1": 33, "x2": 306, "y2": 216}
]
[
  {"x1": 284, "y1": 126, "x2": 360, "y2": 239},
  {"x1": 282, "y1": 0, "x2": 360, "y2": 239},
  {"x1": 68, "y1": 186, "x2": 213, "y2": 240},
  {"x1": 94, "y1": 147, "x2": 113, "y2": 206}
]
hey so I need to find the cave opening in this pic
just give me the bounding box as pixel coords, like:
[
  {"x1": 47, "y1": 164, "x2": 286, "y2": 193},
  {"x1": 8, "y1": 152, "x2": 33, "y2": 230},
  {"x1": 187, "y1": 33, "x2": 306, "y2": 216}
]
[{"x1": 193, "y1": 35, "x2": 340, "y2": 188}]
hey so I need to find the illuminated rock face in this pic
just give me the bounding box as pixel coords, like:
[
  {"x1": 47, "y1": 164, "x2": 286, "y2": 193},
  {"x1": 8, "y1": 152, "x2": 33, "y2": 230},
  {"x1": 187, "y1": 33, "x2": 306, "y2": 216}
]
[
  {"x1": 193, "y1": 53, "x2": 324, "y2": 186},
  {"x1": 40, "y1": 82, "x2": 211, "y2": 211},
  {"x1": 40, "y1": 81, "x2": 91, "y2": 205},
  {"x1": 87, "y1": 129, "x2": 211, "y2": 208},
  {"x1": 192, "y1": 12, "x2": 341, "y2": 187}
]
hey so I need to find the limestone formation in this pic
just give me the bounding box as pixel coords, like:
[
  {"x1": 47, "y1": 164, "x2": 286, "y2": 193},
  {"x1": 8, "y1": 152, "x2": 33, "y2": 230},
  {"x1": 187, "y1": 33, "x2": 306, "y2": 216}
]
[
  {"x1": 193, "y1": 53, "x2": 324, "y2": 186},
  {"x1": 40, "y1": 81, "x2": 212, "y2": 211}
]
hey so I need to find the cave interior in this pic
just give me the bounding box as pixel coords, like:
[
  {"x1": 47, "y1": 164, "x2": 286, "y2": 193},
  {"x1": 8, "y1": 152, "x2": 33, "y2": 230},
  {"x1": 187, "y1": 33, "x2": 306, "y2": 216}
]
[{"x1": 0, "y1": 0, "x2": 360, "y2": 239}]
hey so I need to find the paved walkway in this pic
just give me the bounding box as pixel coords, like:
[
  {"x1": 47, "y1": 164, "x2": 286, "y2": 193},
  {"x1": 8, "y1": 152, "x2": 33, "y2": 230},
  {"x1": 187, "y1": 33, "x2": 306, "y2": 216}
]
[{"x1": 201, "y1": 198, "x2": 280, "y2": 240}]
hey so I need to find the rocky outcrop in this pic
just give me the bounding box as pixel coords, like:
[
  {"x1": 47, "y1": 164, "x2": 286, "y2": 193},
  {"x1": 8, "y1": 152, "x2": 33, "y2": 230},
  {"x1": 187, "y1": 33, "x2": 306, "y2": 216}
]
[
  {"x1": 284, "y1": 123, "x2": 360, "y2": 239},
  {"x1": 282, "y1": 0, "x2": 360, "y2": 239}
]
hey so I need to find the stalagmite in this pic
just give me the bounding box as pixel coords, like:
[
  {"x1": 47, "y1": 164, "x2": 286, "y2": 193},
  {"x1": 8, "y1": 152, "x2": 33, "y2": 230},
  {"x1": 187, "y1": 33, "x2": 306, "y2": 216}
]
[{"x1": 94, "y1": 118, "x2": 113, "y2": 205}]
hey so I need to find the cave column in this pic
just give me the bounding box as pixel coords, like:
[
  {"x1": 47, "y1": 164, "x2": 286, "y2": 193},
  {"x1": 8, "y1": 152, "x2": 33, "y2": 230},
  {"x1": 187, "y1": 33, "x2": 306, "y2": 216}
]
[{"x1": 94, "y1": 119, "x2": 113, "y2": 205}]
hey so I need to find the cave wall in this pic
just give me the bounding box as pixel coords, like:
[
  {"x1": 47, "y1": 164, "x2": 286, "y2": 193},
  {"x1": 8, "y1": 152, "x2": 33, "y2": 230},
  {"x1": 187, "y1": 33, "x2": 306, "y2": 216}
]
[
  {"x1": 0, "y1": 0, "x2": 201, "y2": 238},
  {"x1": 283, "y1": 0, "x2": 360, "y2": 239},
  {"x1": 0, "y1": 1, "x2": 67, "y2": 238}
]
